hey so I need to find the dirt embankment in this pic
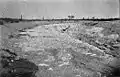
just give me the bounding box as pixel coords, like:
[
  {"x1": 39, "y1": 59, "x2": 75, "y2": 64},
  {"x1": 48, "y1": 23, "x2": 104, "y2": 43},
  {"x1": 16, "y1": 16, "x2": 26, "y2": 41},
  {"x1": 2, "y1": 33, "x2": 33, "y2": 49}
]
[{"x1": 0, "y1": 20, "x2": 120, "y2": 77}]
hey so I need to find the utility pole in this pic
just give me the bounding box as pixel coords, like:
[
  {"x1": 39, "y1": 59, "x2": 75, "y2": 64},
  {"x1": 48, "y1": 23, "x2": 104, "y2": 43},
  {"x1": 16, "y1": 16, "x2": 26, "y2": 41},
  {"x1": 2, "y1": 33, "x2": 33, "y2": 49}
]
[
  {"x1": 20, "y1": 14, "x2": 23, "y2": 20},
  {"x1": 118, "y1": 0, "x2": 120, "y2": 18},
  {"x1": 42, "y1": 16, "x2": 44, "y2": 20}
]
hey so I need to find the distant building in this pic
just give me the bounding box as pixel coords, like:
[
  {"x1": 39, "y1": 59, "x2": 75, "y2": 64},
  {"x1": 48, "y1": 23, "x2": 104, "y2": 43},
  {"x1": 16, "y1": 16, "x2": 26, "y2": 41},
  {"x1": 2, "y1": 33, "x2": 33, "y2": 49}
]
[{"x1": 68, "y1": 15, "x2": 75, "y2": 19}]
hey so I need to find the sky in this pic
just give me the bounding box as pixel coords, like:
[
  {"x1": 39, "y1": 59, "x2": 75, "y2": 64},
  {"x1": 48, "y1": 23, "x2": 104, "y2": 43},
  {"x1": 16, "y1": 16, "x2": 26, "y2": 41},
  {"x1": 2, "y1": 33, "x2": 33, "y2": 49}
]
[{"x1": 0, "y1": 0, "x2": 119, "y2": 19}]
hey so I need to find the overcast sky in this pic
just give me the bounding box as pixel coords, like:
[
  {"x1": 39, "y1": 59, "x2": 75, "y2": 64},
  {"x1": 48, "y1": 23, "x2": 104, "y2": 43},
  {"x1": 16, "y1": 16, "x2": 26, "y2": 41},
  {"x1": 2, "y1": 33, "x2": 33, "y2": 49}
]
[{"x1": 0, "y1": 0, "x2": 119, "y2": 19}]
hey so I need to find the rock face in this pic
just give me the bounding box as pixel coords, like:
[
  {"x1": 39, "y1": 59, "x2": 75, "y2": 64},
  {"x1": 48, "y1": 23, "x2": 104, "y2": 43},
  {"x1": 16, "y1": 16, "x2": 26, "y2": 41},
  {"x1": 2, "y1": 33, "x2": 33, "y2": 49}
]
[{"x1": 1, "y1": 21, "x2": 120, "y2": 77}]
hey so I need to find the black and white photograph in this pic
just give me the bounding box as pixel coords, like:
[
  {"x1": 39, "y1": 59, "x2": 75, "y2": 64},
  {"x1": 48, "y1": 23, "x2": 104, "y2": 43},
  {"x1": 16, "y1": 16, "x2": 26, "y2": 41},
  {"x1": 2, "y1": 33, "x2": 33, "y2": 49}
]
[{"x1": 0, "y1": 0, "x2": 120, "y2": 77}]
